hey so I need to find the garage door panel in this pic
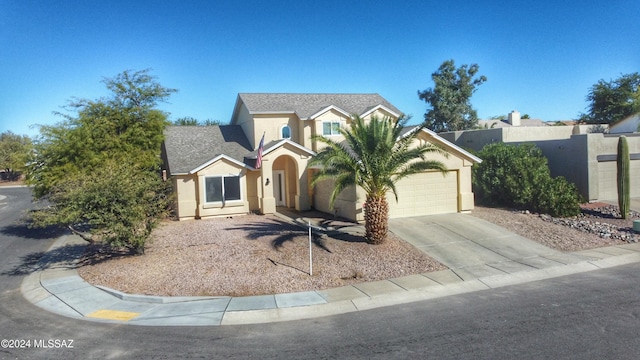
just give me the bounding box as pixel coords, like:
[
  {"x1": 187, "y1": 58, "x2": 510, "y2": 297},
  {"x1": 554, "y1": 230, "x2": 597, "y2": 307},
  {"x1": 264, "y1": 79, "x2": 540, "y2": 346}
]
[{"x1": 388, "y1": 171, "x2": 458, "y2": 218}]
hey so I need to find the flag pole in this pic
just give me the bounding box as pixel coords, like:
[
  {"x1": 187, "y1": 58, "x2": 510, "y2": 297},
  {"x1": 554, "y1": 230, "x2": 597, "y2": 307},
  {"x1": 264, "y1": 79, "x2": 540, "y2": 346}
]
[{"x1": 308, "y1": 221, "x2": 313, "y2": 276}]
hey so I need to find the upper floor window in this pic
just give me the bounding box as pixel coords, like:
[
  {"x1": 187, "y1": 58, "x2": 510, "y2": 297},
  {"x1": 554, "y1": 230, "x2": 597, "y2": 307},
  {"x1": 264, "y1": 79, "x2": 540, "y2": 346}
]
[
  {"x1": 281, "y1": 125, "x2": 291, "y2": 139},
  {"x1": 322, "y1": 121, "x2": 341, "y2": 136}
]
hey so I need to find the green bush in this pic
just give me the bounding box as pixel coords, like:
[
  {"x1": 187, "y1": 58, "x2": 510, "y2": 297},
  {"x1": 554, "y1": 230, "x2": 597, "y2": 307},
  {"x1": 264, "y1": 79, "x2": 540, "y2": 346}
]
[
  {"x1": 473, "y1": 142, "x2": 582, "y2": 217},
  {"x1": 31, "y1": 161, "x2": 172, "y2": 253},
  {"x1": 473, "y1": 143, "x2": 549, "y2": 208},
  {"x1": 531, "y1": 176, "x2": 582, "y2": 217}
]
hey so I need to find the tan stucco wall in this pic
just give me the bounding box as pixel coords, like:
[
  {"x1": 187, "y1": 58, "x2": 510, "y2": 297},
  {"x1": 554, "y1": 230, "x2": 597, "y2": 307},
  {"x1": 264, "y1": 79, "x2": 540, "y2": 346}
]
[
  {"x1": 310, "y1": 109, "x2": 399, "y2": 152},
  {"x1": 586, "y1": 134, "x2": 640, "y2": 201},
  {"x1": 441, "y1": 126, "x2": 640, "y2": 202},
  {"x1": 246, "y1": 170, "x2": 260, "y2": 211},
  {"x1": 174, "y1": 159, "x2": 250, "y2": 220},
  {"x1": 173, "y1": 175, "x2": 198, "y2": 219},
  {"x1": 259, "y1": 144, "x2": 312, "y2": 214},
  {"x1": 217, "y1": 102, "x2": 478, "y2": 220},
  {"x1": 233, "y1": 103, "x2": 257, "y2": 148},
  {"x1": 252, "y1": 114, "x2": 301, "y2": 149},
  {"x1": 313, "y1": 179, "x2": 359, "y2": 220},
  {"x1": 439, "y1": 125, "x2": 601, "y2": 153},
  {"x1": 310, "y1": 109, "x2": 352, "y2": 152},
  {"x1": 310, "y1": 129, "x2": 477, "y2": 221},
  {"x1": 415, "y1": 131, "x2": 476, "y2": 212}
]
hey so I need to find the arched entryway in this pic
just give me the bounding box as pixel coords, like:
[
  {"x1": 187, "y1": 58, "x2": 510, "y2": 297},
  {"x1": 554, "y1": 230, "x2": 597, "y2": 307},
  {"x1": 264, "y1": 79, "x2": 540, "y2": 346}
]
[{"x1": 271, "y1": 154, "x2": 299, "y2": 209}]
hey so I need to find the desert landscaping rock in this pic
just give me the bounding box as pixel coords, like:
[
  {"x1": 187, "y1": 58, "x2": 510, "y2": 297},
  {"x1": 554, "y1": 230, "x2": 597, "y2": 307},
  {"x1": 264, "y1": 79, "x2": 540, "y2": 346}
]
[
  {"x1": 78, "y1": 203, "x2": 638, "y2": 297},
  {"x1": 77, "y1": 214, "x2": 446, "y2": 297},
  {"x1": 472, "y1": 204, "x2": 637, "y2": 252}
]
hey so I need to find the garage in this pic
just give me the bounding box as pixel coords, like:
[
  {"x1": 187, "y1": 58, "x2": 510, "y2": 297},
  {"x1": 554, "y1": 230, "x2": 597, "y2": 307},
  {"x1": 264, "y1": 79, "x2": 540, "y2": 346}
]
[{"x1": 387, "y1": 170, "x2": 459, "y2": 218}]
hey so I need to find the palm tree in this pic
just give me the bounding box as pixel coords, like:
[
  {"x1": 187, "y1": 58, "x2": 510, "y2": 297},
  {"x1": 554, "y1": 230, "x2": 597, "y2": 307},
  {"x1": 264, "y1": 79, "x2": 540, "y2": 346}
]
[{"x1": 309, "y1": 115, "x2": 448, "y2": 244}]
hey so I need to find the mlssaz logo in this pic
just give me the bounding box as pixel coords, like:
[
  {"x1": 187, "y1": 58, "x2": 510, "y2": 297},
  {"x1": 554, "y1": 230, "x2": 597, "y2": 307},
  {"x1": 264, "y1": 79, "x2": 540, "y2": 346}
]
[{"x1": 34, "y1": 339, "x2": 74, "y2": 349}]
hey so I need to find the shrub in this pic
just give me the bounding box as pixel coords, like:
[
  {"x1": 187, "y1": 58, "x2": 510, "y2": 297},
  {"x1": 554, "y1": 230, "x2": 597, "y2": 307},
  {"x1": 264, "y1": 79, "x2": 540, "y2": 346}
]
[
  {"x1": 31, "y1": 160, "x2": 171, "y2": 253},
  {"x1": 531, "y1": 176, "x2": 581, "y2": 217},
  {"x1": 473, "y1": 142, "x2": 582, "y2": 217},
  {"x1": 473, "y1": 143, "x2": 549, "y2": 208}
]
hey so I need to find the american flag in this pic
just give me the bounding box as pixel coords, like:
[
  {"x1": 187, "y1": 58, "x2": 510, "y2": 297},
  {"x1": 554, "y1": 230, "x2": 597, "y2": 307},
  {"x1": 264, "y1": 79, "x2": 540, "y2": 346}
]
[{"x1": 255, "y1": 133, "x2": 265, "y2": 169}]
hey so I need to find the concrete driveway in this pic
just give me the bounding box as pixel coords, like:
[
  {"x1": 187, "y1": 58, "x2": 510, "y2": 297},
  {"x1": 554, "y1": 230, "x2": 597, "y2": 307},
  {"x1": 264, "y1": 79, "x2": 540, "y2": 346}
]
[{"x1": 389, "y1": 213, "x2": 592, "y2": 280}]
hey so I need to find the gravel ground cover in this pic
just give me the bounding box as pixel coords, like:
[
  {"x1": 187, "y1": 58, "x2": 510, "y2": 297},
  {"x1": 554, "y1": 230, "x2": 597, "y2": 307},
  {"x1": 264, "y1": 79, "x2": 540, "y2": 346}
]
[
  {"x1": 470, "y1": 203, "x2": 639, "y2": 252},
  {"x1": 77, "y1": 214, "x2": 446, "y2": 297},
  {"x1": 78, "y1": 203, "x2": 639, "y2": 297}
]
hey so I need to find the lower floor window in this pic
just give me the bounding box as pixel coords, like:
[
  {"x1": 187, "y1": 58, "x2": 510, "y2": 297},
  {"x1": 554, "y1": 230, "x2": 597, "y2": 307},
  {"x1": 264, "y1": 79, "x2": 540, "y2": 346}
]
[{"x1": 205, "y1": 176, "x2": 241, "y2": 203}]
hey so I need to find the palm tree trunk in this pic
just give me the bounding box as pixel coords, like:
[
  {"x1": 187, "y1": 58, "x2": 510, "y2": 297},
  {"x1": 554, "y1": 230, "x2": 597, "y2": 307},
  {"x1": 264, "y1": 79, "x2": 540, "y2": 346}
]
[{"x1": 364, "y1": 195, "x2": 389, "y2": 244}]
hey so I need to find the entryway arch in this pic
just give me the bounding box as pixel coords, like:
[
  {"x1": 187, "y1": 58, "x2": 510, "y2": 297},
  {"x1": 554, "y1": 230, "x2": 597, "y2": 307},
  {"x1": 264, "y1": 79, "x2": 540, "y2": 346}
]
[{"x1": 272, "y1": 154, "x2": 299, "y2": 209}]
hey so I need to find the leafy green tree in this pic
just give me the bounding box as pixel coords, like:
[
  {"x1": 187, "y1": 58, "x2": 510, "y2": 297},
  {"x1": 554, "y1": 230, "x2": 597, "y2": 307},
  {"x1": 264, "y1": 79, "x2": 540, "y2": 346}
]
[
  {"x1": 473, "y1": 142, "x2": 581, "y2": 217},
  {"x1": 31, "y1": 160, "x2": 171, "y2": 253},
  {"x1": 201, "y1": 119, "x2": 222, "y2": 126},
  {"x1": 173, "y1": 117, "x2": 222, "y2": 126},
  {"x1": 418, "y1": 59, "x2": 487, "y2": 132},
  {"x1": 0, "y1": 131, "x2": 32, "y2": 181},
  {"x1": 308, "y1": 115, "x2": 448, "y2": 244},
  {"x1": 173, "y1": 117, "x2": 199, "y2": 126},
  {"x1": 579, "y1": 72, "x2": 640, "y2": 125},
  {"x1": 28, "y1": 69, "x2": 176, "y2": 252}
]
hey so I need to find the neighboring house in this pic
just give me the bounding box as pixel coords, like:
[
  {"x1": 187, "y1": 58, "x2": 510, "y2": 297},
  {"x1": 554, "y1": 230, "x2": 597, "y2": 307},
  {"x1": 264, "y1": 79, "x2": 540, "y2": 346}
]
[
  {"x1": 440, "y1": 116, "x2": 640, "y2": 202},
  {"x1": 609, "y1": 113, "x2": 640, "y2": 134},
  {"x1": 162, "y1": 93, "x2": 481, "y2": 221},
  {"x1": 477, "y1": 110, "x2": 547, "y2": 129}
]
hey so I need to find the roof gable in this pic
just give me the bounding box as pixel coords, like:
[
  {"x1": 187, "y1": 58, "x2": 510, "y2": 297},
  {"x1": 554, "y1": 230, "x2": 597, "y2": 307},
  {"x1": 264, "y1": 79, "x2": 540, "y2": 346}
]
[
  {"x1": 233, "y1": 93, "x2": 403, "y2": 120},
  {"x1": 163, "y1": 125, "x2": 253, "y2": 175},
  {"x1": 401, "y1": 126, "x2": 482, "y2": 164},
  {"x1": 610, "y1": 113, "x2": 640, "y2": 133}
]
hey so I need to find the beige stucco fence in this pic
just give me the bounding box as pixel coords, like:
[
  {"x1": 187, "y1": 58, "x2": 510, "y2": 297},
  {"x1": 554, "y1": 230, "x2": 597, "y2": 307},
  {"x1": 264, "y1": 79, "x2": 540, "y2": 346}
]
[{"x1": 441, "y1": 127, "x2": 640, "y2": 202}]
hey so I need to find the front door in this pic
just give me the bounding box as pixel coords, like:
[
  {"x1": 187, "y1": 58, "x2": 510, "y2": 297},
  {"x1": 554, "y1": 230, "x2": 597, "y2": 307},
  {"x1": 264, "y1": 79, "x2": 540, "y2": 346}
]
[{"x1": 273, "y1": 170, "x2": 286, "y2": 206}]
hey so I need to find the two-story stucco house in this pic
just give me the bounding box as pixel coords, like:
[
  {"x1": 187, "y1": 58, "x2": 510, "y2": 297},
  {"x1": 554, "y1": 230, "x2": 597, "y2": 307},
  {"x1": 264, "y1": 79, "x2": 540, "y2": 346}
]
[{"x1": 161, "y1": 93, "x2": 481, "y2": 221}]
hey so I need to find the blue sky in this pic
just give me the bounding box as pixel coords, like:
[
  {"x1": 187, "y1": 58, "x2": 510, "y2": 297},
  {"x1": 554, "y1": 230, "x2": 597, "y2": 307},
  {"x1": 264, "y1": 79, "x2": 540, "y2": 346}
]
[{"x1": 1, "y1": 0, "x2": 638, "y2": 138}]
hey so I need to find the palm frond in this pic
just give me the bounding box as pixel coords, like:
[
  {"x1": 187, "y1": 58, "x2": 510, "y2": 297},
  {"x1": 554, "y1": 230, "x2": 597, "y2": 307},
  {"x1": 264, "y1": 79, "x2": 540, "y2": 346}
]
[{"x1": 307, "y1": 114, "x2": 448, "y2": 209}]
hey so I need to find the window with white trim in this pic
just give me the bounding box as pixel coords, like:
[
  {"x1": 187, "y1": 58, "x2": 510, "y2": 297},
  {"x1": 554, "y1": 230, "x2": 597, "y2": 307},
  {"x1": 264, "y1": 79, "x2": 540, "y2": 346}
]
[
  {"x1": 281, "y1": 125, "x2": 291, "y2": 139},
  {"x1": 322, "y1": 121, "x2": 341, "y2": 136},
  {"x1": 205, "y1": 175, "x2": 241, "y2": 204}
]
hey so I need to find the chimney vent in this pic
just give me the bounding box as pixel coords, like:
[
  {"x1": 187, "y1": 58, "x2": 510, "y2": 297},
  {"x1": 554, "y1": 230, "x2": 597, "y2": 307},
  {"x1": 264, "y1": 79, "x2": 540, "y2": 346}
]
[{"x1": 508, "y1": 110, "x2": 521, "y2": 126}]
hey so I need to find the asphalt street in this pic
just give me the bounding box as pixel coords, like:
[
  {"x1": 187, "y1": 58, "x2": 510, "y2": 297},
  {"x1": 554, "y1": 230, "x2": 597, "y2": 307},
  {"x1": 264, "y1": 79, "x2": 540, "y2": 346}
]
[{"x1": 2, "y1": 187, "x2": 640, "y2": 359}]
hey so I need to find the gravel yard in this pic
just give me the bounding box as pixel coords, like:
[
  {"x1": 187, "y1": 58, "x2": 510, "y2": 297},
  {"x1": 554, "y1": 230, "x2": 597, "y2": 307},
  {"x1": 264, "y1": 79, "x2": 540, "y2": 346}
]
[
  {"x1": 470, "y1": 203, "x2": 639, "y2": 251},
  {"x1": 78, "y1": 203, "x2": 639, "y2": 297},
  {"x1": 77, "y1": 214, "x2": 446, "y2": 297}
]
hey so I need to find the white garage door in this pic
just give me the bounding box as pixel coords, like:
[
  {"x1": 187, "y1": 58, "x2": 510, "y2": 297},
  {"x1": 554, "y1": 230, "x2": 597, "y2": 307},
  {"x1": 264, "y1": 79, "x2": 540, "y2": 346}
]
[{"x1": 387, "y1": 171, "x2": 459, "y2": 218}]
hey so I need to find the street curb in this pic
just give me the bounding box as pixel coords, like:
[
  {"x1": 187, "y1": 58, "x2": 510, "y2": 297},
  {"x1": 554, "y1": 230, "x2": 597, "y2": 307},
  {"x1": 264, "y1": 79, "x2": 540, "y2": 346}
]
[{"x1": 20, "y1": 231, "x2": 640, "y2": 326}]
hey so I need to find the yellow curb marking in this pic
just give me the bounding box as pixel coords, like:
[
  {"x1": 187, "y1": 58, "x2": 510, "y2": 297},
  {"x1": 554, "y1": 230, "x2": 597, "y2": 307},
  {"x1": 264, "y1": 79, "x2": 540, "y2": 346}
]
[{"x1": 87, "y1": 309, "x2": 140, "y2": 321}]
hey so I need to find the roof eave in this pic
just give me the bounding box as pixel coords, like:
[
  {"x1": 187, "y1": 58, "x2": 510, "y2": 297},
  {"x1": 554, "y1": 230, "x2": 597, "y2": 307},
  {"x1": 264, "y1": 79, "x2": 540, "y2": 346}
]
[
  {"x1": 261, "y1": 139, "x2": 316, "y2": 157},
  {"x1": 308, "y1": 105, "x2": 350, "y2": 119},
  {"x1": 189, "y1": 154, "x2": 252, "y2": 174},
  {"x1": 420, "y1": 128, "x2": 482, "y2": 163},
  {"x1": 359, "y1": 104, "x2": 401, "y2": 119}
]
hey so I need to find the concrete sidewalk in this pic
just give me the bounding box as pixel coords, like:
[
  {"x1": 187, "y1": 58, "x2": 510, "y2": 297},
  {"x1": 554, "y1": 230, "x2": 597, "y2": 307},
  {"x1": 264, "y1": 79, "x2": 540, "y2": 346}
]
[{"x1": 21, "y1": 212, "x2": 640, "y2": 327}]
